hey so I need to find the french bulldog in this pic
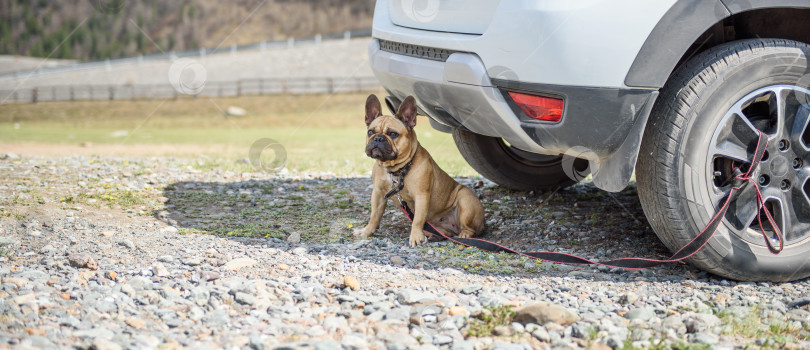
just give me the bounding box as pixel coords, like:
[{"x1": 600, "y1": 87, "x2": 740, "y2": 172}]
[{"x1": 354, "y1": 94, "x2": 485, "y2": 247}]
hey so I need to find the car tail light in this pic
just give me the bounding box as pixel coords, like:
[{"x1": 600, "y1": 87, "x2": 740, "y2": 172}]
[{"x1": 508, "y1": 91, "x2": 564, "y2": 122}]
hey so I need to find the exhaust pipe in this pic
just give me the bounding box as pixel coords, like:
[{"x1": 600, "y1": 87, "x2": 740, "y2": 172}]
[{"x1": 384, "y1": 96, "x2": 401, "y2": 115}]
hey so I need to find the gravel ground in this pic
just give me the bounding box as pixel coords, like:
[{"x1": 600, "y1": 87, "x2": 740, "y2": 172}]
[{"x1": 2, "y1": 154, "x2": 810, "y2": 349}]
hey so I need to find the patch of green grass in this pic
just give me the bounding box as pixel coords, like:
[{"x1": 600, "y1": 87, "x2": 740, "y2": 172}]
[
  {"x1": 465, "y1": 305, "x2": 515, "y2": 338},
  {"x1": 715, "y1": 305, "x2": 810, "y2": 346},
  {"x1": 163, "y1": 185, "x2": 359, "y2": 244},
  {"x1": 0, "y1": 94, "x2": 477, "y2": 177},
  {"x1": 427, "y1": 245, "x2": 546, "y2": 275},
  {"x1": 0, "y1": 206, "x2": 26, "y2": 220},
  {"x1": 0, "y1": 247, "x2": 12, "y2": 259},
  {"x1": 224, "y1": 224, "x2": 286, "y2": 239}
]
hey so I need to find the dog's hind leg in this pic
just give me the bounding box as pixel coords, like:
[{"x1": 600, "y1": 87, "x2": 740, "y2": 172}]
[{"x1": 455, "y1": 187, "x2": 485, "y2": 238}]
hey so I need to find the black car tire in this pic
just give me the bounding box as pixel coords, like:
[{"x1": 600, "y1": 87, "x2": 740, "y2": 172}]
[
  {"x1": 637, "y1": 39, "x2": 810, "y2": 282},
  {"x1": 452, "y1": 129, "x2": 588, "y2": 191}
]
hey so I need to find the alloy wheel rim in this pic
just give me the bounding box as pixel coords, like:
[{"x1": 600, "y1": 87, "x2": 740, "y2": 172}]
[{"x1": 707, "y1": 85, "x2": 810, "y2": 246}]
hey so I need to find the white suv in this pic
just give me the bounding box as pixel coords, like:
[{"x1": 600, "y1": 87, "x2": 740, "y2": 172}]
[{"x1": 369, "y1": 0, "x2": 810, "y2": 281}]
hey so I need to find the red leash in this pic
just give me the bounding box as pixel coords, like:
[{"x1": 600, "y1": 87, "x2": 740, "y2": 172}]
[{"x1": 398, "y1": 132, "x2": 783, "y2": 269}]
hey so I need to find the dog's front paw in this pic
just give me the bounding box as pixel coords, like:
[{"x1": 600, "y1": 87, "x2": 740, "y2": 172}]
[
  {"x1": 353, "y1": 226, "x2": 374, "y2": 238},
  {"x1": 409, "y1": 230, "x2": 427, "y2": 247}
]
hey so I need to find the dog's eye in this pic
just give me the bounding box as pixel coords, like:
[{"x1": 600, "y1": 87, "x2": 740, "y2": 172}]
[
  {"x1": 367, "y1": 129, "x2": 374, "y2": 136},
  {"x1": 387, "y1": 131, "x2": 399, "y2": 138}
]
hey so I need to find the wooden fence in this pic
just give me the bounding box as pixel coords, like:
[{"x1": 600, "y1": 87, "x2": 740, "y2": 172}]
[{"x1": 0, "y1": 76, "x2": 381, "y2": 104}]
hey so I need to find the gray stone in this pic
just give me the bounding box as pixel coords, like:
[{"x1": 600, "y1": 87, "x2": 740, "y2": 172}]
[
  {"x1": 92, "y1": 337, "x2": 122, "y2": 350},
  {"x1": 222, "y1": 258, "x2": 257, "y2": 270},
  {"x1": 390, "y1": 256, "x2": 406, "y2": 266},
  {"x1": 684, "y1": 313, "x2": 721, "y2": 333},
  {"x1": 152, "y1": 263, "x2": 169, "y2": 277},
  {"x1": 492, "y1": 341, "x2": 524, "y2": 350},
  {"x1": 96, "y1": 301, "x2": 117, "y2": 313},
  {"x1": 341, "y1": 333, "x2": 368, "y2": 350},
  {"x1": 662, "y1": 315, "x2": 686, "y2": 334},
  {"x1": 313, "y1": 340, "x2": 342, "y2": 350},
  {"x1": 0, "y1": 237, "x2": 15, "y2": 247},
  {"x1": 117, "y1": 239, "x2": 135, "y2": 249},
  {"x1": 571, "y1": 322, "x2": 593, "y2": 339},
  {"x1": 191, "y1": 286, "x2": 210, "y2": 306},
  {"x1": 39, "y1": 244, "x2": 56, "y2": 254},
  {"x1": 433, "y1": 335, "x2": 453, "y2": 345},
  {"x1": 163, "y1": 317, "x2": 182, "y2": 328},
  {"x1": 531, "y1": 327, "x2": 551, "y2": 342},
  {"x1": 385, "y1": 307, "x2": 411, "y2": 321},
  {"x1": 620, "y1": 292, "x2": 639, "y2": 305},
  {"x1": 189, "y1": 306, "x2": 206, "y2": 321},
  {"x1": 625, "y1": 307, "x2": 656, "y2": 321},
  {"x1": 397, "y1": 289, "x2": 436, "y2": 305},
  {"x1": 322, "y1": 315, "x2": 348, "y2": 332},
  {"x1": 132, "y1": 335, "x2": 160, "y2": 349},
  {"x1": 249, "y1": 335, "x2": 267, "y2": 350},
  {"x1": 183, "y1": 257, "x2": 202, "y2": 266},
  {"x1": 510, "y1": 322, "x2": 525, "y2": 334},
  {"x1": 690, "y1": 332, "x2": 719, "y2": 345},
  {"x1": 200, "y1": 271, "x2": 220, "y2": 281},
  {"x1": 126, "y1": 276, "x2": 153, "y2": 291},
  {"x1": 235, "y1": 292, "x2": 257, "y2": 305},
  {"x1": 461, "y1": 284, "x2": 482, "y2": 295},
  {"x1": 59, "y1": 316, "x2": 82, "y2": 329},
  {"x1": 493, "y1": 325, "x2": 512, "y2": 336},
  {"x1": 161, "y1": 226, "x2": 179, "y2": 235},
  {"x1": 513, "y1": 302, "x2": 580, "y2": 326},
  {"x1": 157, "y1": 255, "x2": 174, "y2": 263},
  {"x1": 28, "y1": 336, "x2": 55, "y2": 349},
  {"x1": 603, "y1": 334, "x2": 627, "y2": 349},
  {"x1": 377, "y1": 331, "x2": 418, "y2": 347},
  {"x1": 286, "y1": 231, "x2": 301, "y2": 244},
  {"x1": 292, "y1": 247, "x2": 307, "y2": 256},
  {"x1": 68, "y1": 252, "x2": 98, "y2": 269},
  {"x1": 450, "y1": 340, "x2": 475, "y2": 350},
  {"x1": 525, "y1": 323, "x2": 541, "y2": 333},
  {"x1": 74, "y1": 328, "x2": 114, "y2": 339}
]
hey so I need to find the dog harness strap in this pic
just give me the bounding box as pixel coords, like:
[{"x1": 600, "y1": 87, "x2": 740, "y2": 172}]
[
  {"x1": 384, "y1": 160, "x2": 413, "y2": 200},
  {"x1": 400, "y1": 132, "x2": 782, "y2": 270}
]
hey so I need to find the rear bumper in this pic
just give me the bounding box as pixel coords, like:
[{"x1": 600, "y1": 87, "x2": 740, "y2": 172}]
[
  {"x1": 369, "y1": 39, "x2": 544, "y2": 153},
  {"x1": 369, "y1": 38, "x2": 658, "y2": 191}
]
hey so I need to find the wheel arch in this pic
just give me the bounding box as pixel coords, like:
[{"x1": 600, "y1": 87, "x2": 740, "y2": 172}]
[{"x1": 625, "y1": 0, "x2": 810, "y2": 89}]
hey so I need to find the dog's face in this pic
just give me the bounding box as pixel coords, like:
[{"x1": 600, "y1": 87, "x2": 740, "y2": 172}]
[{"x1": 364, "y1": 94, "x2": 418, "y2": 163}]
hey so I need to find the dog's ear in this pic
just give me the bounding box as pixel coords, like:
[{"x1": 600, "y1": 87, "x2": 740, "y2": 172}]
[
  {"x1": 396, "y1": 96, "x2": 417, "y2": 129},
  {"x1": 365, "y1": 94, "x2": 383, "y2": 126}
]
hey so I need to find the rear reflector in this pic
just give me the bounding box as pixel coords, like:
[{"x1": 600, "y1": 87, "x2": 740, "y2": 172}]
[{"x1": 508, "y1": 91, "x2": 564, "y2": 122}]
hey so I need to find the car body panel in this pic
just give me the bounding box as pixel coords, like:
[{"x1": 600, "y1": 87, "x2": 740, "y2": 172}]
[
  {"x1": 373, "y1": 0, "x2": 676, "y2": 88},
  {"x1": 388, "y1": 0, "x2": 501, "y2": 35}
]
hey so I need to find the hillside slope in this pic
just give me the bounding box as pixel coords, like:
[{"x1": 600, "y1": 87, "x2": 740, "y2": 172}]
[{"x1": 0, "y1": 0, "x2": 375, "y2": 61}]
